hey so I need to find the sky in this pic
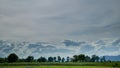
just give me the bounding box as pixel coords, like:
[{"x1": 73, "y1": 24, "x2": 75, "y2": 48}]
[{"x1": 0, "y1": 0, "x2": 120, "y2": 58}]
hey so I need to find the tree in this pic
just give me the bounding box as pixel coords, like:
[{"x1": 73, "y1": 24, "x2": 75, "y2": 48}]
[
  {"x1": 7, "y1": 53, "x2": 18, "y2": 62},
  {"x1": 67, "y1": 56, "x2": 70, "y2": 62},
  {"x1": 96, "y1": 56, "x2": 99, "y2": 62},
  {"x1": 78, "y1": 54, "x2": 85, "y2": 62},
  {"x1": 102, "y1": 56, "x2": 106, "y2": 62},
  {"x1": 62, "y1": 57, "x2": 65, "y2": 62},
  {"x1": 85, "y1": 56, "x2": 91, "y2": 62},
  {"x1": 37, "y1": 57, "x2": 47, "y2": 62},
  {"x1": 26, "y1": 56, "x2": 34, "y2": 62},
  {"x1": 48, "y1": 57, "x2": 53, "y2": 62},
  {"x1": 0, "y1": 58, "x2": 5, "y2": 63},
  {"x1": 57, "y1": 56, "x2": 61, "y2": 62},
  {"x1": 53, "y1": 57, "x2": 56, "y2": 62},
  {"x1": 100, "y1": 56, "x2": 106, "y2": 62},
  {"x1": 91, "y1": 55, "x2": 96, "y2": 62},
  {"x1": 91, "y1": 55, "x2": 99, "y2": 62},
  {"x1": 73, "y1": 55, "x2": 78, "y2": 62}
]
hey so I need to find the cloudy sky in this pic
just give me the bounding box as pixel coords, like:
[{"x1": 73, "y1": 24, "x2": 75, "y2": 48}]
[{"x1": 0, "y1": 0, "x2": 120, "y2": 58}]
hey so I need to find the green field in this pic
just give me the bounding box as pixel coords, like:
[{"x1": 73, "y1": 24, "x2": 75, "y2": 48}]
[
  {"x1": 0, "y1": 66, "x2": 116, "y2": 68},
  {"x1": 0, "y1": 62, "x2": 120, "y2": 68}
]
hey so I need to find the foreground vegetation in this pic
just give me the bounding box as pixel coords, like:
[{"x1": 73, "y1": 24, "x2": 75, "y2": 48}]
[
  {"x1": 0, "y1": 62, "x2": 120, "y2": 68},
  {"x1": 0, "y1": 66, "x2": 116, "y2": 68}
]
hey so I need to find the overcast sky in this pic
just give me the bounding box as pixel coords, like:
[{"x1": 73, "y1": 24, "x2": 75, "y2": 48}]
[{"x1": 0, "y1": 0, "x2": 120, "y2": 58}]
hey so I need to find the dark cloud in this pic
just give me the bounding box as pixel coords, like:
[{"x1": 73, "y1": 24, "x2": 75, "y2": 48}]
[
  {"x1": 0, "y1": 41, "x2": 14, "y2": 53},
  {"x1": 28, "y1": 44, "x2": 44, "y2": 48},
  {"x1": 112, "y1": 39, "x2": 120, "y2": 46},
  {"x1": 3, "y1": 48, "x2": 11, "y2": 53},
  {"x1": 98, "y1": 46, "x2": 119, "y2": 52},
  {"x1": 63, "y1": 40, "x2": 85, "y2": 46},
  {"x1": 41, "y1": 48, "x2": 73, "y2": 54},
  {"x1": 28, "y1": 44, "x2": 56, "y2": 49},
  {"x1": 80, "y1": 45, "x2": 94, "y2": 52},
  {"x1": 95, "y1": 40, "x2": 106, "y2": 45},
  {"x1": 28, "y1": 43, "x2": 72, "y2": 54}
]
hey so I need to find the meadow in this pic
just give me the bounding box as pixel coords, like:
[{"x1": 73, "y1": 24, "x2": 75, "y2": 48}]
[
  {"x1": 0, "y1": 62, "x2": 120, "y2": 68},
  {"x1": 0, "y1": 66, "x2": 116, "y2": 68}
]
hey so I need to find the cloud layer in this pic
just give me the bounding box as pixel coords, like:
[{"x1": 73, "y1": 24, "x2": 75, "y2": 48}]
[
  {"x1": 0, "y1": 0, "x2": 120, "y2": 58},
  {"x1": 0, "y1": 38, "x2": 120, "y2": 58},
  {"x1": 0, "y1": 0, "x2": 120, "y2": 42}
]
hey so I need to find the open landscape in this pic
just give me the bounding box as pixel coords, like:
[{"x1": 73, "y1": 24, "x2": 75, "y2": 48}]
[
  {"x1": 0, "y1": 0, "x2": 120, "y2": 68},
  {"x1": 0, "y1": 53, "x2": 119, "y2": 68}
]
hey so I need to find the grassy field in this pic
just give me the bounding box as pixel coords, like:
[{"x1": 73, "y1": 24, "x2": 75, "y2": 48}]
[
  {"x1": 0, "y1": 66, "x2": 116, "y2": 68},
  {"x1": 0, "y1": 62, "x2": 120, "y2": 68}
]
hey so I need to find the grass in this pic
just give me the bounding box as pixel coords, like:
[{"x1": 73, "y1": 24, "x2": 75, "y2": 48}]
[
  {"x1": 0, "y1": 66, "x2": 115, "y2": 68},
  {"x1": 0, "y1": 62, "x2": 120, "y2": 68}
]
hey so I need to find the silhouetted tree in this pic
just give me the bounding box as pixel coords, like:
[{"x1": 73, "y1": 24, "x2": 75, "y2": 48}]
[
  {"x1": 37, "y1": 57, "x2": 47, "y2": 62},
  {"x1": 96, "y1": 56, "x2": 99, "y2": 62},
  {"x1": 67, "y1": 56, "x2": 70, "y2": 62},
  {"x1": 102, "y1": 56, "x2": 106, "y2": 62},
  {"x1": 78, "y1": 54, "x2": 85, "y2": 62},
  {"x1": 72, "y1": 55, "x2": 78, "y2": 62},
  {"x1": 91, "y1": 55, "x2": 96, "y2": 62},
  {"x1": 62, "y1": 57, "x2": 65, "y2": 62},
  {"x1": 53, "y1": 57, "x2": 56, "y2": 62},
  {"x1": 0, "y1": 58, "x2": 5, "y2": 63},
  {"x1": 91, "y1": 55, "x2": 99, "y2": 62},
  {"x1": 26, "y1": 56, "x2": 34, "y2": 62},
  {"x1": 85, "y1": 56, "x2": 91, "y2": 62},
  {"x1": 100, "y1": 56, "x2": 106, "y2": 62},
  {"x1": 57, "y1": 56, "x2": 61, "y2": 62},
  {"x1": 48, "y1": 57, "x2": 53, "y2": 62},
  {"x1": 7, "y1": 53, "x2": 18, "y2": 62}
]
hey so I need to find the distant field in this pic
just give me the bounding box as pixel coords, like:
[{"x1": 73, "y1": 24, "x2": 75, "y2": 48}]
[
  {"x1": 0, "y1": 66, "x2": 115, "y2": 68},
  {"x1": 0, "y1": 62, "x2": 120, "y2": 68}
]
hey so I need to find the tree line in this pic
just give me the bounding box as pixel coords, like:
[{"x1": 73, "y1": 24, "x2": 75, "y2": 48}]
[{"x1": 0, "y1": 53, "x2": 107, "y2": 63}]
